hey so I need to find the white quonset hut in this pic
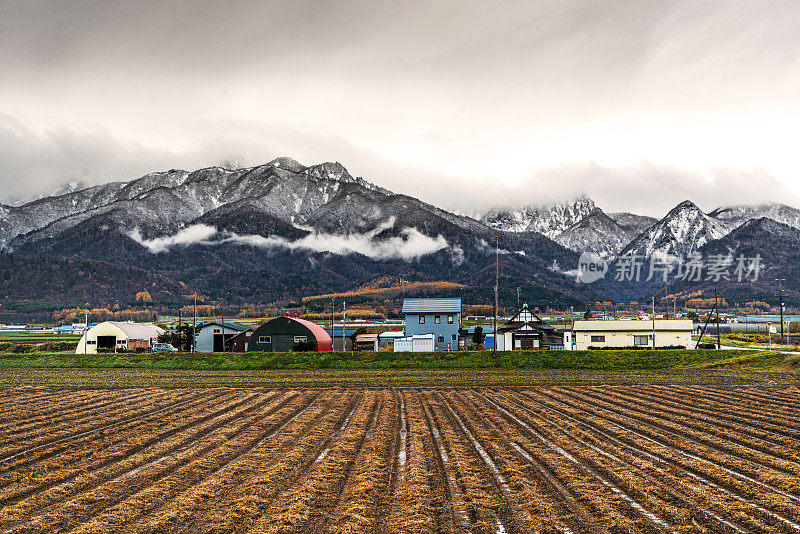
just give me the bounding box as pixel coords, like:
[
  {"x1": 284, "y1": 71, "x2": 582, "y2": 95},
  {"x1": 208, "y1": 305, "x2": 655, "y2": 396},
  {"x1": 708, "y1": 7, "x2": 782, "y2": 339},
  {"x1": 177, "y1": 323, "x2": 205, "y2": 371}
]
[{"x1": 75, "y1": 321, "x2": 164, "y2": 354}]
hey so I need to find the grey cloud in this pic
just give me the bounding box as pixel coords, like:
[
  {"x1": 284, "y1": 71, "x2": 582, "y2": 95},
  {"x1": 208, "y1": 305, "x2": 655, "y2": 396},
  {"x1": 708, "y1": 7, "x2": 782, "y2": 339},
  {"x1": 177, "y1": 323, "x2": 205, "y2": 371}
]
[{"x1": 1, "y1": 0, "x2": 800, "y2": 216}]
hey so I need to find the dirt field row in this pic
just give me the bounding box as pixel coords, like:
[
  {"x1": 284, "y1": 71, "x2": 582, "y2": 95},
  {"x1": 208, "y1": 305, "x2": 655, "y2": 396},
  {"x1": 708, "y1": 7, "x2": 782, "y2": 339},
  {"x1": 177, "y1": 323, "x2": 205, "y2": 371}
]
[{"x1": 1, "y1": 386, "x2": 799, "y2": 533}]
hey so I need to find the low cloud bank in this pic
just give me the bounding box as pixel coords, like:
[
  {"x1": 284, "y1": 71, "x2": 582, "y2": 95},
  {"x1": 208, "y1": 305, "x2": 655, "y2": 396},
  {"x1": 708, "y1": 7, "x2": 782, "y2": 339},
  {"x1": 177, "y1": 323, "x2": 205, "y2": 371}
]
[{"x1": 127, "y1": 218, "x2": 449, "y2": 261}]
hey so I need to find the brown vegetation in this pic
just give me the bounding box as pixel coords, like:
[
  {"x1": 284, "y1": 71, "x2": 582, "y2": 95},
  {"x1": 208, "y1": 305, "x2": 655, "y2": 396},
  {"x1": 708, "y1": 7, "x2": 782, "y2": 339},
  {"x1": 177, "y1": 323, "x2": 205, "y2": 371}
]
[{"x1": 0, "y1": 385, "x2": 799, "y2": 533}]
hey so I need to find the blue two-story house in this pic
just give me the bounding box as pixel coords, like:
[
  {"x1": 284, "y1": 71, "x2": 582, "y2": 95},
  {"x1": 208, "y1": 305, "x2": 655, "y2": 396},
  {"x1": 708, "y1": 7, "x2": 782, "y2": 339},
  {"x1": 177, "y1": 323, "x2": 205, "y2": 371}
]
[{"x1": 402, "y1": 298, "x2": 462, "y2": 350}]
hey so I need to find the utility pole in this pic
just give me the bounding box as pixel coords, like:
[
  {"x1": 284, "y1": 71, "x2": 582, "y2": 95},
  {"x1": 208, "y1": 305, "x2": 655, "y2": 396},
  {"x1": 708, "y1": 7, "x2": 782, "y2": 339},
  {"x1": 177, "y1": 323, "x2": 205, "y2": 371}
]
[
  {"x1": 494, "y1": 236, "x2": 499, "y2": 355},
  {"x1": 651, "y1": 296, "x2": 656, "y2": 350},
  {"x1": 715, "y1": 285, "x2": 721, "y2": 350},
  {"x1": 177, "y1": 307, "x2": 183, "y2": 352},
  {"x1": 517, "y1": 287, "x2": 520, "y2": 312},
  {"x1": 776, "y1": 278, "x2": 786, "y2": 339},
  {"x1": 342, "y1": 301, "x2": 347, "y2": 352},
  {"x1": 192, "y1": 293, "x2": 197, "y2": 354},
  {"x1": 220, "y1": 299, "x2": 225, "y2": 354},
  {"x1": 84, "y1": 309, "x2": 88, "y2": 355},
  {"x1": 331, "y1": 298, "x2": 335, "y2": 349}
]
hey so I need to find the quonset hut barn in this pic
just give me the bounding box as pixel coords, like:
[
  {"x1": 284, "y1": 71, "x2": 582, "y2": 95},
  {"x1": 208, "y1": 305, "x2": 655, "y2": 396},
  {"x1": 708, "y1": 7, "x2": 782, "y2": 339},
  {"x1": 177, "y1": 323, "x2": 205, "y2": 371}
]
[
  {"x1": 247, "y1": 316, "x2": 333, "y2": 352},
  {"x1": 75, "y1": 321, "x2": 164, "y2": 354}
]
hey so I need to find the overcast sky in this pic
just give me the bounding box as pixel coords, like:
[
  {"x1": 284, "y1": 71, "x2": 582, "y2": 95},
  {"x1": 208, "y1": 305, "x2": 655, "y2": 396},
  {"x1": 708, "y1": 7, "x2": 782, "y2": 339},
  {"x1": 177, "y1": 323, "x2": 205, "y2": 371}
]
[{"x1": 1, "y1": 0, "x2": 800, "y2": 215}]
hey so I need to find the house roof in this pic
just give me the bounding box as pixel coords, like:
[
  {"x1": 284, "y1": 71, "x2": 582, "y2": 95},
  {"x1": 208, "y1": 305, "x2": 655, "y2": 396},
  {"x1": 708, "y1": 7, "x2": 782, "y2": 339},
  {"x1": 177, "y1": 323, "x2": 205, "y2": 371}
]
[
  {"x1": 498, "y1": 304, "x2": 557, "y2": 334},
  {"x1": 402, "y1": 298, "x2": 461, "y2": 314},
  {"x1": 106, "y1": 322, "x2": 164, "y2": 340},
  {"x1": 197, "y1": 321, "x2": 251, "y2": 332},
  {"x1": 573, "y1": 319, "x2": 693, "y2": 332},
  {"x1": 378, "y1": 331, "x2": 406, "y2": 338},
  {"x1": 325, "y1": 329, "x2": 357, "y2": 337},
  {"x1": 355, "y1": 333, "x2": 379, "y2": 342},
  {"x1": 287, "y1": 317, "x2": 333, "y2": 351}
]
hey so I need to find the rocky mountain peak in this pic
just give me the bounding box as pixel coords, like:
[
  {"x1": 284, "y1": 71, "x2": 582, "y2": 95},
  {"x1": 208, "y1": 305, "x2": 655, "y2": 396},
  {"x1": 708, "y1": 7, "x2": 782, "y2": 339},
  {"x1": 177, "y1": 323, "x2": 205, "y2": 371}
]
[{"x1": 267, "y1": 157, "x2": 308, "y2": 173}]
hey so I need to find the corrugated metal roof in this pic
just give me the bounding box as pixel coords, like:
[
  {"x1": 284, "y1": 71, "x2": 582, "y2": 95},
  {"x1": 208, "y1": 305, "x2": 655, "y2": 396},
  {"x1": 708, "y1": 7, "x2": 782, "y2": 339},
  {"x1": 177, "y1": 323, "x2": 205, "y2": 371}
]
[
  {"x1": 401, "y1": 298, "x2": 461, "y2": 314},
  {"x1": 378, "y1": 331, "x2": 406, "y2": 338},
  {"x1": 107, "y1": 322, "x2": 164, "y2": 340},
  {"x1": 573, "y1": 319, "x2": 693, "y2": 332},
  {"x1": 325, "y1": 329, "x2": 357, "y2": 337}
]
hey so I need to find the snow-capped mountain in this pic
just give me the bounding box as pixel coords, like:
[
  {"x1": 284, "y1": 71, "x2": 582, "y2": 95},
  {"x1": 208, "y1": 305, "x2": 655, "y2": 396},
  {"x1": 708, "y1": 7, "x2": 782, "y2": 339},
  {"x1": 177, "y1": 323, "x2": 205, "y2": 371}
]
[
  {"x1": 481, "y1": 196, "x2": 642, "y2": 258},
  {"x1": 4, "y1": 157, "x2": 800, "y2": 309},
  {"x1": 709, "y1": 202, "x2": 800, "y2": 232},
  {"x1": 618, "y1": 200, "x2": 728, "y2": 260},
  {"x1": 607, "y1": 212, "x2": 657, "y2": 236},
  {"x1": 483, "y1": 195, "x2": 597, "y2": 237},
  {"x1": 1, "y1": 158, "x2": 484, "y2": 250}
]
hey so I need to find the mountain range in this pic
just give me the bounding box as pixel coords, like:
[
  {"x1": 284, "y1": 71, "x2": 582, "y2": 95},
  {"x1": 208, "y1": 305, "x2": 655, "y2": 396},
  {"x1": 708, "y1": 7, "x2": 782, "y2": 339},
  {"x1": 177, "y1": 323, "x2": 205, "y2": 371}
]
[{"x1": 1, "y1": 157, "x2": 799, "y2": 317}]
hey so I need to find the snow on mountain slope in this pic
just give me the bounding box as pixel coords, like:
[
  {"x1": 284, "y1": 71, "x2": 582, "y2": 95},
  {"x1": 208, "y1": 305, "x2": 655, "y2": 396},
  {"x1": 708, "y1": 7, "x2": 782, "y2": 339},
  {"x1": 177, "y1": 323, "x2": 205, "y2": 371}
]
[
  {"x1": 620, "y1": 200, "x2": 727, "y2": 259},
  {"x1": 3, "y1": 158, "x2": 488, "y2": 253},
  {"x1": 607, "y1": 212, "x2": 657, "y2": 236},
  {"x1": 554, "y1": 208, "x2": 634, "y2": 258},
  {"x1": 709, "y1": 202, "x2": 800, "y2": 231},
  {"x1": 482, "y1": 195, "x2": 597, "y2": 237},
  {"x1": 482, "y1": 196, "x2": 635, "y2": 257}
]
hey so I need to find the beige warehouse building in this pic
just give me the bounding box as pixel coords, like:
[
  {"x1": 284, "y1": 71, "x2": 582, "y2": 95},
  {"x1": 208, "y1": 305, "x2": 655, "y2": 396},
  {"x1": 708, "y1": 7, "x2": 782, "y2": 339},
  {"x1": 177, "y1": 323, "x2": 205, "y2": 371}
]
[
  {"x1": 572, "y1": 319, "x2": 694, "y2": 350},
  {"x1": 75, "y1": 321, "x2": 164, "y2": 354}
]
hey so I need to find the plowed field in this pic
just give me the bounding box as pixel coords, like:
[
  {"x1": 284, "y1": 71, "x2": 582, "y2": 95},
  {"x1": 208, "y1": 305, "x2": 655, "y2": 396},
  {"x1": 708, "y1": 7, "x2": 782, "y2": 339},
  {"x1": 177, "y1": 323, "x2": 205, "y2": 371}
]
[{"x1": 2, "y1": 386, "x2": 800, "y2": 533}]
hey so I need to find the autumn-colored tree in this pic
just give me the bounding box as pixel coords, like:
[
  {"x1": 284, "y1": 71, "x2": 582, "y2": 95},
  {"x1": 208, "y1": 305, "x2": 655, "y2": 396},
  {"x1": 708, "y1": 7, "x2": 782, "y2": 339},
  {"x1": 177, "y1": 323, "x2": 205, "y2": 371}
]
[{"x1": 135, "y1": 290, "x2": 153, "y2": 303}]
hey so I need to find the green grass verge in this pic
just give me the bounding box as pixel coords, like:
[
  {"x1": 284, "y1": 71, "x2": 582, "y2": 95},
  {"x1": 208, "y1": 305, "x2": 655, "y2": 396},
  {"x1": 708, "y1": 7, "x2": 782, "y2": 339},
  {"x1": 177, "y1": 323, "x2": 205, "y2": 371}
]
[{"x1": 0, "y1": 348, "x2": 765, "y2": 371}]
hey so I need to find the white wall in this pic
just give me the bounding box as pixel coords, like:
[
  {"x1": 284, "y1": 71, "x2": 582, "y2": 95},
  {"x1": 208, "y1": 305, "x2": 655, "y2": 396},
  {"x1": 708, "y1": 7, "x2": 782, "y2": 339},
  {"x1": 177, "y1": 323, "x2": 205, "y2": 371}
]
[{"x1": 75, "y1": 322, "x2": 127, "y2": 354}]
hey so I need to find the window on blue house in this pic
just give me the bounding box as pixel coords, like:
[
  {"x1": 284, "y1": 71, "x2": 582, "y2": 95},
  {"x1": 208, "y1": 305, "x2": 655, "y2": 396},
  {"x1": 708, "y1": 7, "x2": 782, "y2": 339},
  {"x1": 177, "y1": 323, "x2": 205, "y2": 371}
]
[
  {"x1": 447, "y1": 315, "x2": 454, "y2": 324},
  {"x1": 419, "y1": 316, "x2": 425, "y2": 324},
  {"x1": 435, "y1": 315, "x2": 441, "y2": 324},
  {"x1": 438, "y1": 336, "x2": 444, "y2": 343}
]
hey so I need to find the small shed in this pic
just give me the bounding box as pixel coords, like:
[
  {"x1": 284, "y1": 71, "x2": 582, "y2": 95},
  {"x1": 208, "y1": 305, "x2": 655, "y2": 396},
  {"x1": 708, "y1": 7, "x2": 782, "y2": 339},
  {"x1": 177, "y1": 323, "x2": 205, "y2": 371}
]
[
  {"x1": 248, "y1": 317, "x2": 333, "y2": 352},
  {"x1": 378, "y1": 330, "x2": 405, "y2": 349},
  {"x1": 76, "y1": 321, "x2": 164, "y2": 354},
  {"x1": 354, "y1": 333, "x2": 379, "y2": 351},
  {"x1": 325, "y1": 329, "x2": 355, "y2": 351}
]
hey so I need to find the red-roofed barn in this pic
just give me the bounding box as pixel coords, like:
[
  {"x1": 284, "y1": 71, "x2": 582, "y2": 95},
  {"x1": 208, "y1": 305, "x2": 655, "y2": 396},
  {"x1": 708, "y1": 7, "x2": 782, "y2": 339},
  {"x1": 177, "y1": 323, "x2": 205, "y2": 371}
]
[{"x1": 247, "y1": 316, "x2": 333, "y2": 352}]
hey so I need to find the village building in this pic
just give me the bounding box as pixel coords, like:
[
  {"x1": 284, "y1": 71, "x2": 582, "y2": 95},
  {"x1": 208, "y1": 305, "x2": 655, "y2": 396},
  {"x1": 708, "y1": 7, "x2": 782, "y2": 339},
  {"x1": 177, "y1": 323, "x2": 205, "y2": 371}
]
[
  {"x1": 378, "y1": 330, "x2": 405, "y2": 349},
  {"x1": 354, "y1": 333, "x2": 379, "y2": 351},
  {"x1": 572, "y1": 319, "x2": 694, "y2": 350},
  {"x1": 325, "y1": 329, "x2": 355, "y2": 351},
  {"x1": 75, "y1": 321, "x2": 164, "y2": 354},
  {"x1": 225, "y1": 329, "x2": 254, "y2": 352},
  {"x1": 402, "y1": 298, "x2": 461, "y2": 350},
  {"x1": 193, "y1": 321, "x2": 251, "y2": 352},
  {"x1": 495, "y1": 304, "x2": 564, "y2": 351},
  {"x1": 247, "y1": 316, "x2": 333, "y2": 352}
]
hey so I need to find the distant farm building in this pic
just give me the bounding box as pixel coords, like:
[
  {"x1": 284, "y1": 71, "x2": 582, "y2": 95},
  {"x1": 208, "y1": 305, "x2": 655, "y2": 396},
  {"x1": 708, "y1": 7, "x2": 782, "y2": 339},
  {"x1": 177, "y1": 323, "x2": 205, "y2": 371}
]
[
  {"x1": 354, "y1": 333, "x2": 379, "y2": 351},
  {"x1": 496, "y1": 304, "x2": 564, "y2": 351},
  {"x1": 572, "y1": 319, "x2": 694, "y2": 350},
  {"x1": 402, "y1": 298, "x2": 461, "y2": 350},
  {"x1": 325, "y1": 329, "x2": 356, "y2": 351},
  {"x1": 193, "y1": 322, "x2": 251, "y2": 352},
  {"x1": 378, "y1": 330, "x2": 405, "y2": 350},
  {"x1": 248, "y1": 316, "x2": 333, "y2": 352},
  {"x1": 225, "y1": 329, "x2": 254, "y2": 352},
  {"x1": 76, "y1": 321, "x2": 164, "y2": 354}
]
